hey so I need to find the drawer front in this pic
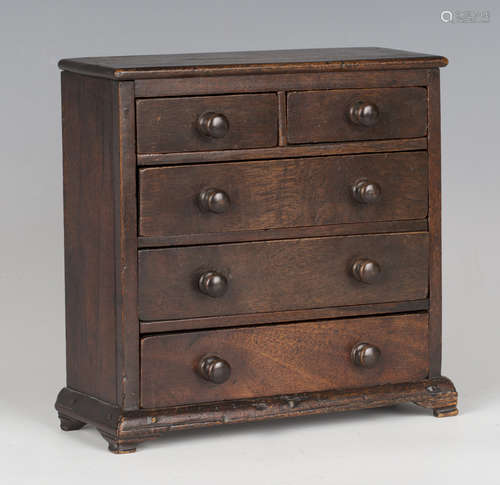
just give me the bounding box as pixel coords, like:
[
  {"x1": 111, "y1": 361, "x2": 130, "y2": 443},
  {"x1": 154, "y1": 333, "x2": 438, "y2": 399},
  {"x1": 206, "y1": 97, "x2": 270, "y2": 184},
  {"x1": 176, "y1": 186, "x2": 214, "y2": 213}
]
[
  {"x1": 139, "y1": 152, "x2": 428, "y2": 237},
  {"x1": 136, "y1": 94, "x2": 278, "y2": 154},
  {"x1": 287, "y1": 87, "x2": 427, "y2": 144},
  {"x1": 140, "y1": 313, "x2": 429, "y2": 407},
  {"x1": 138, "y1": 232, "x2": 428, "y2": 321}
]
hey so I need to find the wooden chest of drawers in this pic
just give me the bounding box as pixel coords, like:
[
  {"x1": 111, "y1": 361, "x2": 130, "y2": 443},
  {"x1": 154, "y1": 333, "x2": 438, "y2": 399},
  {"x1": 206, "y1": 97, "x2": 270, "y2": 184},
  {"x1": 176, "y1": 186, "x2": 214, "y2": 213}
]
[{"x1": 55, "y1": 47, "x2": 458, "y2": 453}]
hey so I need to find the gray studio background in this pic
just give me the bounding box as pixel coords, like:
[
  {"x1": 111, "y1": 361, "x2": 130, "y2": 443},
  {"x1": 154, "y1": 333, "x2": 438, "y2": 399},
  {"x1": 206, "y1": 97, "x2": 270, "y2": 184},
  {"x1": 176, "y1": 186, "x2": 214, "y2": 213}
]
[{"x1": 1, "y1": 1, "x2": 498, "y2": 483}]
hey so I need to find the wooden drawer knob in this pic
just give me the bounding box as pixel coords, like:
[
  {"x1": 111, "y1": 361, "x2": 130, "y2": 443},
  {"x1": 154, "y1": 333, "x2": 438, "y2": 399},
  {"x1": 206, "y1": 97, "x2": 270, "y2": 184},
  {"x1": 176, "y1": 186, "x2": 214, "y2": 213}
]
[
  {"x1": 197, "y1": 112, "x2": 229, "y2": 138},
  {"x1": 198, "y1": 271, "x2": 228, "y2": 298},
  {"x1": 198, "y1": 188, "x2": 230, "y2": 214},
  {"x1": 351, "y1": 343, "x2": 381, "y2": 368},
  {"x1": 352, "y1": 179, "x2": 382, "y2": 203},
  {"x1": 198, "y1": 355, "x2": 231, "y2": 384},
  {"x1": 351, "y1": 259, "x2": 381, "y2": 284},
  {"x1": 349, "y1": 101, "x2": 380, "y2": 127}
]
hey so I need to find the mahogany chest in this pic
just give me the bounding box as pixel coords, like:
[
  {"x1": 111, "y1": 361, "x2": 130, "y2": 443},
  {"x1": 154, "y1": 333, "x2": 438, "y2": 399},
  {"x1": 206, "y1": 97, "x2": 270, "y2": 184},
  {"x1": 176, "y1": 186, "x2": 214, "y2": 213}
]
[{"x1": 55, "y1": 47, "x2": 458, "y2": 453}]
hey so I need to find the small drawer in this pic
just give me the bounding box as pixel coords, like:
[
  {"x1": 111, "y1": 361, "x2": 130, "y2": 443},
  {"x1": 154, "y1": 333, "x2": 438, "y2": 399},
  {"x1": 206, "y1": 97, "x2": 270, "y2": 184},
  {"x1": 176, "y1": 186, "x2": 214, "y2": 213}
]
[
  {"x1": 139, "y1": 152, "x2": 428, "y2": 238},
  {"x1": 287, "y1": 87, "x2": 427, "y2": 144},
  {"x1": 140, "y1": 313, "x2": 429, "y2": 407},
  {"x1": 136, "y1": 93, "x2": 278, "y2": 154},
  {"x1": 138, "y1": 232, "x2": 428, "y2": 321}
]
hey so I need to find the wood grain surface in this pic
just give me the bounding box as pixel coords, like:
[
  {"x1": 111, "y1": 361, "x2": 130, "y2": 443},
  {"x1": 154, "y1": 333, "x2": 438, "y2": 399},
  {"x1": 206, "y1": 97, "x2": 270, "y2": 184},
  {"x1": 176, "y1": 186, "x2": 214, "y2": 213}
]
[
  {"x1": 139, "y1": 299, "x2": 430, "y2": 333},
  {"x1": 56, "y1": 49, "x2": 454, "y2": 452},
  {"x1": 134, "y1": 69, "x2": 430, "y2": 98},
  {"x1": 140, "y1": 313, "x2": 429, "y2": 407},
  {"x1": 136, "y1": 93, "x2": 277, "y2": 154},
  {"x1": 138, "y1": 232, "x2": 429, "y2": 321},
  {"x1": 139, "y1": 152, "x2": 428, "y2": 237},
  {"x1": 113, "y1": 81, "x2": 140, "y2": 409},
  {"x1": 288, "y1": 87, "x2": 427, "y2": 144},
  {"x1": 427, "y1": 69, "x2": 443, "y2": 376},
  {"x1": 61, "y1": 72, "x2": 118, "y2": 403},
  {"x1": 56, "y1": 376, "x2": 457, "y2": 453},
  {"x1": 137, "y1": 138, "x2": 427, "y2": 166},
  {"x1": 58, "y1": 47, "x2": 447, "y2": 79},
  {"x1": 138, "y1": 219, "x2": 428, "y2": 248}
]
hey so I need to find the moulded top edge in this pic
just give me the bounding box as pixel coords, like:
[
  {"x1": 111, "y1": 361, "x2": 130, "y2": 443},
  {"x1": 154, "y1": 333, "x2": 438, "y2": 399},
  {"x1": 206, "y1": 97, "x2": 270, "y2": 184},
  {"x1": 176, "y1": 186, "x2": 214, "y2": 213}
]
[{"x1": 58, "y1": 47, "x2": 448, "y2": 80}]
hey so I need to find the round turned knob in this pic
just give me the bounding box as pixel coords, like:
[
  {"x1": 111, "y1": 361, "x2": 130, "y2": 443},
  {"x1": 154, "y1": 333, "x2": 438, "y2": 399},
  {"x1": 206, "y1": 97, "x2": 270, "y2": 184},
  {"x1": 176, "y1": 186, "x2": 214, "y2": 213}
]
[
  {"x1": 198, "y1": 355, "x2": 231, "y2": 384},
  {"x1": 349, "y1": 101, "x2": 380, "y2": 127},
  {"x1": 351, "y1": 259, "x2": 381, "y2": 284},
  {"x1": 352, "y1": 179, "x2": 382, "y2": 204},
  {"x1": 198, "y1": 271, "x2": 228, "y2": 298},
  {"x1": 351, "y1": 343, "x2": 381, "y2": 368},
  {"x1": 197, "y1": 112, "x2": 229, "y2": 138},
  {"x1": 198, "y1": 188, "x2": 230, "y2": 214}
]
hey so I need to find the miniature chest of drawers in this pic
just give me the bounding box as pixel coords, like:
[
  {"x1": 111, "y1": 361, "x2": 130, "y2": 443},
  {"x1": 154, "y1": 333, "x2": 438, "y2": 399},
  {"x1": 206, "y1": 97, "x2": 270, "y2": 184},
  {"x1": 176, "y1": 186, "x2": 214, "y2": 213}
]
[{"x1": 55, "y1": 47, "x2": 458, "y2": 453}]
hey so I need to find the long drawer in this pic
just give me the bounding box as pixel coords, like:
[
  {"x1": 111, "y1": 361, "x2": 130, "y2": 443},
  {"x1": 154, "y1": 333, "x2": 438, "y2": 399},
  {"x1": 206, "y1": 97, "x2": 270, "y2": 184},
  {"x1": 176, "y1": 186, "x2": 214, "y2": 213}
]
[
  {"x1": 140, "y1": 313, "x2": 429, "y2": 408},
  {"x1": 138, "y1": 232, "x2": 429, "y2": 321},
  {"x1": 138, "y1": 152, "x2": 428, "y2": 238}
]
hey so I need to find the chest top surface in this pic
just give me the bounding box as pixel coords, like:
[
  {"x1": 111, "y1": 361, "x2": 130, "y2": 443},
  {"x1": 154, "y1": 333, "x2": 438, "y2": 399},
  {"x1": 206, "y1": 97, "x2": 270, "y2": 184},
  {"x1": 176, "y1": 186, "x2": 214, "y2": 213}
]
[{"x1": 58, "y1": 47, "x2": 448, "y2": 80}]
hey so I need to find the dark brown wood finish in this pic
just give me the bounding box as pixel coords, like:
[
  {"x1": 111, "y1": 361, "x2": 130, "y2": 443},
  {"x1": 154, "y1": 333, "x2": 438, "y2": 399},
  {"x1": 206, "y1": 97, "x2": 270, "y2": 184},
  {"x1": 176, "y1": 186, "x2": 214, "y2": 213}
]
[
  {"x1": 277, "y1": 91, "x2": 287, "y2": 146},
  {"x1": 56, "y1": 48, "x2": 455, "y2": 453},
  {"x1": 138, "y1": 219, "x2": 428, "y2": 248},
  {"x1": 139, "y1": 300, "x2": 429, "y2": 334},
  {"x1": 61, "y1": 72, "x2": 118, "y2": 404},
  {"x1": 136, "y1": 94, "x2": 278, "y2": 154},
  {"x1": 134, "y1": 69, "x2": 430, "y2": 99},
  {"x1": 427, "y1": 69, "x2": 443, "y2": 377},
  {"x1": 58, "y1": 414, "x2": 86, "y2": 431},
  {"x1": 61, "y1": 72, "x2": 139, "y2": 408},
  {"x1": 288, "y1": 87, "x2": 427, "y2": 144},
  {"x1": 137, "y1": 137, "x2": 427, "y2": 166},
  {"x1": 59, "y1": 47, "x2": 447, "y2": 80},
  {"x1": 139, "y1": 152, "x2": 428, "y2": 238},
  {"x1": 56, "y1": 376, "x2": 457, "y2": 453},
  {"x1": 141, "y1": 314, "x2": 429, "y2": 407},
  {"x1": 114, "y1": 82, "x2": 140, "y2": 409},
  {"x1": 138, "y1": 232, "x2": 429, "y2": 321}
]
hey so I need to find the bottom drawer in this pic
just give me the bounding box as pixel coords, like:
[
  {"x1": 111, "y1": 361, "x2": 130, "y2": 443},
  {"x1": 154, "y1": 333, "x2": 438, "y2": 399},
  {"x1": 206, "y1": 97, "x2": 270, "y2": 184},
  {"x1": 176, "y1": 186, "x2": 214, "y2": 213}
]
[{"x1": 140, "y1": 313, "x2": 429, "y2": 408}]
